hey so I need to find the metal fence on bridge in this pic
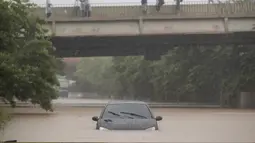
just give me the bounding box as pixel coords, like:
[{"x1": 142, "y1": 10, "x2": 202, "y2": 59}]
[{"x1": 35, "y1": 1, "x2": 255, "y2": 20}]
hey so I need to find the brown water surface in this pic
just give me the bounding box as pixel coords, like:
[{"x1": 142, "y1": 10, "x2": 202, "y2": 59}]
[{"x1": 1, "y1": 107, "x2": 255, "y2": 142}]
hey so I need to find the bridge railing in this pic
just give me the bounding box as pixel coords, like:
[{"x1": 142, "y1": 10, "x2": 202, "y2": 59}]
[{"x1": 34, "y1": 1, "x2": 255, "y2": 20}]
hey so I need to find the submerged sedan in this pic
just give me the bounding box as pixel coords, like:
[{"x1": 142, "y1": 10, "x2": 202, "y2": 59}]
[{"x1": 92, "y1": 101, "x2": 162, "y2": 130}]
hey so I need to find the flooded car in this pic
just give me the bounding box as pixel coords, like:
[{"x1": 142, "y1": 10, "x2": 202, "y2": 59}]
[{"x1": 92, "y1": 101, "x2": 163, "y2": 130}]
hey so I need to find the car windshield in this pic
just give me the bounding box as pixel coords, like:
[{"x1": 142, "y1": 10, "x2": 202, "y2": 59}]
[{"x1": 102, "y1": 103, "x2": 153, "y2": 119}]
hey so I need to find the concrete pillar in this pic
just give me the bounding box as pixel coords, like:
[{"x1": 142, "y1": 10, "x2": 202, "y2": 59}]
[
  {"x1": 51, "y1": 21, "x2": 56, "y2": 36},
  {"x1": 240, "y1": 92, "x2": 255, "y2": 109},
  {"x1": 223, "y1": 17, "x2": 229, "y2": 33},
  {"x1": 138, "y1": 16, "x2": 143, "y2": 34}
]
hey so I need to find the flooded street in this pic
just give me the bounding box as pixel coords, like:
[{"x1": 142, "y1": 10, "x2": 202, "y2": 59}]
[{"x1": 1, "y1": 107, "x2": 255, "y2": 142}]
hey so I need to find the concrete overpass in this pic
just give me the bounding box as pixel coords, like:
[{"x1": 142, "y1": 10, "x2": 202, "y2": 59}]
[{"x1": 35, "y1": 1, "x2": 255, "y2": 59}]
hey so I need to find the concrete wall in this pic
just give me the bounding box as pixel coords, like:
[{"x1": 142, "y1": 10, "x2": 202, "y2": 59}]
[
  {"x1": 228, "y1": 19, "x2": 255, "y2": 32},
  {"x1": 34, "y1": 2, "x2": 255, "y2": 20},
  {"x1": 142, "y1": 19, "x2": 225, "y2": 34},
  {"x1": 46, "y1": 18, "x2": 255, "y2": 36},
  {"x1": 53, "y1": 21, "x2": 140, "y2": 36}
]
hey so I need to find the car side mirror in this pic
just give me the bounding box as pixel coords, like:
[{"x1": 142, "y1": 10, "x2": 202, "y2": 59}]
[
  {"x1": 92, "y1": 116, "x2": 99, "y2": 121},
  {"x1": 155, "y1": 116, "x2": 162, "y2": 121}
]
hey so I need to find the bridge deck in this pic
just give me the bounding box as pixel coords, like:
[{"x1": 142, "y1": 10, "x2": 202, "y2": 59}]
[{"x1": 35, "y1": 2, "x2": 255, "y2": 58}]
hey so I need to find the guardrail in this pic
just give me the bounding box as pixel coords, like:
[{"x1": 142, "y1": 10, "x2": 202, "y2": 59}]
[
  {"x1": 34, "y1": 1, "x2": 255, "y2": 19},
  {"x1": 37, "y1": 1, "x2": 254, "y2": 7},
  {"x1": 0, "y1": 102, "x2": 221, "y2": 108}
]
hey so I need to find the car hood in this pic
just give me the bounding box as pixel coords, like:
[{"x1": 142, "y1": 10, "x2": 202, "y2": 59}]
[{"x1": 98, "y1": 118, "x2": 157, "y2": 130}]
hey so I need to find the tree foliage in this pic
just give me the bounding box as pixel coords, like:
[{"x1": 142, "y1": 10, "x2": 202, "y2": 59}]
[
  {"x1": 0, "y1": 0, "x2": 60, "y2": 111},
  {"x1": 72, "y1": 0, "x2": 255, "y2": 107},
  {"x1": 75, "y1": 45, "x2": 255, "y2": 107},
  {"x1": 73, "y1": 57, "x2": 115, "y2": 95}
]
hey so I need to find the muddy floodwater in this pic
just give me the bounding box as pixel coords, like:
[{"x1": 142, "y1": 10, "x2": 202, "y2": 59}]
[{"x1": 1, "y1": 107, "x2": 255, "y2": 142}]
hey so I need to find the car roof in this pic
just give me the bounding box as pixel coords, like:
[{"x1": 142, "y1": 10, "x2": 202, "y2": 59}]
[{"x1": 107, "y1": 100, "x2": 147, "y2": 105}]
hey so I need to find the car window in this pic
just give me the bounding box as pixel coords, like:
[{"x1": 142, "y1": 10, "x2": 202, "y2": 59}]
[{"x1": 102, "y1": 103, "x2": 153, "y2": 119}]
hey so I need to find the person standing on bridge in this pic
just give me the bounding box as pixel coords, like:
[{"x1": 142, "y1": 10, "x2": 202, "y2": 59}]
[
  {"x1": 208, "y1": 0, "x2": 214, "y2": 3},
  {"x1": 84, "y1": 0, "x2": 92, "y2": 17},
  {"x1": 156, "y1": 0, "x2": 165, "y2": 12},
  {"x1": 174, "y1": 0, "x2": 182, "y2": 14},
  {"x1": 141, "y1": 0, "x2": 148, "y2": 14},
  {"x1": 80, "y1": 0, "x2": 91, "y2": 17},
  {"x1": 45, "y1": 0, "x2": 52, "y2": 18},
  {"x1": 80, "y1": 0, "x2": 86, "y2": 17}
]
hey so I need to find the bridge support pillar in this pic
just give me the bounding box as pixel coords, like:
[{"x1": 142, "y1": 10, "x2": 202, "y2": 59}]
[
  {"x1": 140, "y1": 16, "x2": 162, "y2": 61},
  {"x1": 51, "y1": 21, "x2": 56, "y2": 35},
  {"x1": 240, "y1": 92, "x2": 255, "y2": 109},
  {"x1": 223, "y1": 17, "x2": 229, "y2": 33},
  {"x1": 138, "y1": 16, "x2": 144, "y2": 34}
]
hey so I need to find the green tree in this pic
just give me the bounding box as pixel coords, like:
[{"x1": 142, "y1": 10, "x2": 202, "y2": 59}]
[
  {"x1": 74, "y1": 57, "x2": 114, "y2": 95},
  {"x1": 108, "y1": 45, "x2": 255, "y2": 107},
  {"x1": 0, "y1": 0, "x2": 60, "y2": 111},
  {"x1": 72, "y1": 45, "x2": 255, "y2": 107}
]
